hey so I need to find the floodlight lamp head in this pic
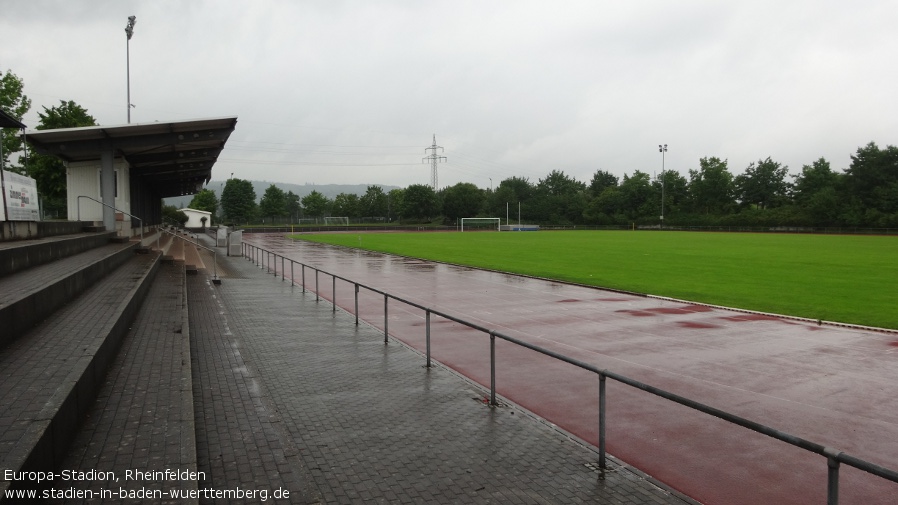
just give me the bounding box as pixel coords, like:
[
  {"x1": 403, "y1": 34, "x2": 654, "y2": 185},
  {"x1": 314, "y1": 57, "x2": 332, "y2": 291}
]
[{"x1": 125, "y1": 16, "x2": 136, "y2": 39}]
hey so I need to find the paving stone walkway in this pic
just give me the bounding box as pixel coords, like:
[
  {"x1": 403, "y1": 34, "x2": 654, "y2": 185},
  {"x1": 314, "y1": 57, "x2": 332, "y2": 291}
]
[
  {"x1": 50, "y1": 261, "x2": 195, "y2": 504},
  {"x1": 186, "y1": 249, "x2": 697, "y2": 504}
]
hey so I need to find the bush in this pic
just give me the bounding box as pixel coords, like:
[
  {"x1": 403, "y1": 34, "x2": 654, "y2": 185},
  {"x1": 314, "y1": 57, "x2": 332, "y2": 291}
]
[{"x1": 162, "y1": 205, "x2": 189, "y2": 227}]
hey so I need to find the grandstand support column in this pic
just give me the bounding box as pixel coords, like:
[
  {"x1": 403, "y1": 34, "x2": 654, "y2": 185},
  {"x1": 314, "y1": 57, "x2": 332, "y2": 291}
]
[{"x1": 100, "y1": 148, "x2": 116, "y2": 233}]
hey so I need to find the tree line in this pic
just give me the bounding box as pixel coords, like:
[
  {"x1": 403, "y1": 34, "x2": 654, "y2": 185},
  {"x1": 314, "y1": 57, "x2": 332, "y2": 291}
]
[
  {"x1": 203, "y1": 145, "x2": 898, "y2": 229},
  {"x1": 3, "y1": 68, "x2": 896, "y2": 228}
]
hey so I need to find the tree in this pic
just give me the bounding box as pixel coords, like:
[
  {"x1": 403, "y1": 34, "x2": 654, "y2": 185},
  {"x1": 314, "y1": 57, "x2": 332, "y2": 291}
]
[
  {"x1": 27, "y1": 100, "x2": 97, "y2": 217},
  {"x1": 35, "y1": 99, "x2": 95, "y2": 130},
  {"x1": 792, "y1": 158, "x2": 840, "y2": 204},
  {"x1": 498, "y1": 176, "x2": 535, "y2": 201},
  {"x1": 583, "y1": 186, "x2": 624, "y2": 224},
  {"x1": 618, "y1": 170, "x2": 655, "y2": 219},
  {"x1": 792, "y1": 158, "x2": 843, "y2": 226},
  {"x1": 220, "y1": 178, "x2": 257, "y2": 223},
  {"x1": 653, "y1": 170, "x2": 689, "y2": 219},
  {"x1": 487, "y1": 176, "x2": 535, "y2": 218},
  {"x1": 734, "y1": 157, "x2": 790, "y2": 209},
  {"x1": 843, "y1": 142, "x2": 898, "y2": 217},
  {"x1": 259, "y1": 184, "x2": 287, "y2": 219},
  {"x1": 387, "y1": 188, "x2": 403, "y2": 221},
  {"x1": 442, "y1": 182, "x2": 484, "y2": 221},
  {"x1": 331, "y1": 192, "x2": 360, "y2": 218},
  {"x1": 589, "y1": 170, "x2": 618, "y2": 197},
  {"x1": 537, "y1": 170, "x2": 585, "y2": 196},
  {"x1": 189, "y1": 188, "x2": 219, "y2": 215},
  {"x1": 162, "y1": 204, "x2": 189, "y2": 226},
  {"x1": 688, "y1": 157, "x2": 735, "y2": 214},
  {"x1": 400, "y1": 184, "x2": 438, "y2": 220},
  {"x1": 286, "y1": 191, "x2": 301, "y2": 221},
  {"x1": 360, "y1": 185, "x2": 388, "y2": 217},
  {"x1": 534, "y1": 170, "x2": 587, "y2": 223},
  {"x1": 0, "y1": 69, "x2": 31, "y2": 172},
  {"x1": 301, "y1": 190, "x2": 330, "y2": 218}
]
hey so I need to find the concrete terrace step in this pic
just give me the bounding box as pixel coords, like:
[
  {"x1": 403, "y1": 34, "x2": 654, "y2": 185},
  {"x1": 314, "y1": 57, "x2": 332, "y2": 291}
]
[
  {"x1": 52, "y1": 262, "x2": 197, "y2": 504},
  {"x1": 0, "y1": 231, "x2": 117, "y2": 278},
  {"x1": 0, "y1": 240, "x2": 138, "y2": 349},
  {"x1": 0, "y1": 252, "x2": 160, "y2": 500}
]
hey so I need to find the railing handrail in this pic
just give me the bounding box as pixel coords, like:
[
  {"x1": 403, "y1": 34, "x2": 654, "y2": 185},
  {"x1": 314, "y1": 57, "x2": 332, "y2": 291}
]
[
  {"x1": 158, "y1": 225, "x2": 218, "y2": 281},
  {"x1": 243, "y1": 241, "x2": 898, "y2": 503},
  {"x1": 76, "y1": 195, "x2": 144, "y2": 244}
]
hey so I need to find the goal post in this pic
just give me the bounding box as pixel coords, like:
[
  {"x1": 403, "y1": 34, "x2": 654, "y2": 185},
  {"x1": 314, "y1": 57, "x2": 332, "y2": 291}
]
[
  {"x1": 324, "y1": 216, "x2": 349, "y2": 226},
  {"x1": 461, "y1": 217, "x2": 501, "y2": 232}
]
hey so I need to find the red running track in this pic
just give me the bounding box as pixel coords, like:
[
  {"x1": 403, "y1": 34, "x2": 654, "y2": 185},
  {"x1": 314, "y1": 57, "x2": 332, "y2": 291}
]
[{"x1": 246, "y1": 234, "x2": 898, "y2": 505}]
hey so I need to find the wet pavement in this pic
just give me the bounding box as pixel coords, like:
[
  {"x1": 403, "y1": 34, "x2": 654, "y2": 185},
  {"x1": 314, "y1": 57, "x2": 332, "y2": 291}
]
[
  {"x1": 245, "y1": 233, "x2": 898, "y2": 505},
  {"x1": 190, "y1": 240, "x2": 695, "y2": 504}
]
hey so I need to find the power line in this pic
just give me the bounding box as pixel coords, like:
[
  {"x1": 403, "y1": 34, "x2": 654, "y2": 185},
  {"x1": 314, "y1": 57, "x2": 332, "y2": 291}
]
[{"x1": 217, "y1": 158, "x2": 419, "y2": 167}]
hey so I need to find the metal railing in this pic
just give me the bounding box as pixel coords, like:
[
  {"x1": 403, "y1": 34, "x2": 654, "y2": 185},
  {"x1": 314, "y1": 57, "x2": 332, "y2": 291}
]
[
  {"x1": 243, "y1": 241, "x2": 898, "y2": 505},
  {"x1": 158, "y1": 225, "x2": 220, "y2": 282},
  {"x1": 77, "y1": 195, "x2": 144, "y2": 244}
]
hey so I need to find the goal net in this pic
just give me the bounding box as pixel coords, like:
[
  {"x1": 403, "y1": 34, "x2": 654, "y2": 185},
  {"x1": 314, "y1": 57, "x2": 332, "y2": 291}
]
[
  {"x1": 461, "y1": 217, "x2": 501, "y2": 231},
  {"x1": 324, "y1": 216, "x2": 349, "y2": 226}
]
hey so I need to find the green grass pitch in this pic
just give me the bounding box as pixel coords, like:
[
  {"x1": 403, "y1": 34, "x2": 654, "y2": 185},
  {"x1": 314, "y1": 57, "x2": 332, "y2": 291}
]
[{"x1": 290, "y1": 230, "x2": 898, "y2": 330}]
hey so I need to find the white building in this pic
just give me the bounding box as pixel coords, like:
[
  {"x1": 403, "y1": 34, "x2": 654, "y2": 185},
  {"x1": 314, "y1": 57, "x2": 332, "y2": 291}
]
[{"x1": 181, "y1": 208, "x2": 212, "y2": 229}]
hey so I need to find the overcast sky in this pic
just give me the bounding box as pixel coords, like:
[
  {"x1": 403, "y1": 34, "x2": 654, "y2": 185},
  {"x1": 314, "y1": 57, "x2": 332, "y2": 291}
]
[{"x1": 4, "y1": 0, "x2": 898, "y2": 189}]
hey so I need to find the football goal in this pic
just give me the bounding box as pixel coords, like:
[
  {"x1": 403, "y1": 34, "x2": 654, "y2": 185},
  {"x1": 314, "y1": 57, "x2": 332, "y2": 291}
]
[
  {"x1": 460, "y1": 217, "x2": 501, "y2": 231},
  {"x1": 324, "y1": 216, "x2": 349, "y2": 226}
]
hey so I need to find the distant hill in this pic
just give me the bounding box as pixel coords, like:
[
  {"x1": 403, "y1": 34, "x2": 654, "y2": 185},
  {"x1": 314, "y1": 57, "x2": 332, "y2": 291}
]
[{"x1": 163, "y1": 180, "x2": 400, "y2": 209}]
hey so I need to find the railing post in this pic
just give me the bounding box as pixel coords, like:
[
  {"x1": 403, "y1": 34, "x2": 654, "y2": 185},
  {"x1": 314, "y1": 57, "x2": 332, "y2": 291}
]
[
  {"x1": 281, "y1": 255, "x2": 285, "y2": 280},
  {"x1": 301, "y1": 264, "x2": 306, "y2": 293},
  {"x1": 599, "y1": 373, "x2": 607, "y2": 470},
  {"x1": 384, "y1": 295, "x2": 388, "y2": 344},
  {"x1": 315, "y1": 269, "x2": 319, "y2": 302},
  {"x1": 425, "y1": 310, "x2": 432, "y2": 368},
  {"x1": 354, "y1": 284, "x2": 359, "y2": 325},
  {"x1": 489, "y1": 332, "x2": 497, "y2": 406},
  {"x1": 290, "y1": 260, "x2": 294, "y2": 286},
  {"x1": 825, "y1": 448, "x2": 841, "y2": 505},
  {"x1": 332, "y1": 275, "x2": 336, "y2": 313}
]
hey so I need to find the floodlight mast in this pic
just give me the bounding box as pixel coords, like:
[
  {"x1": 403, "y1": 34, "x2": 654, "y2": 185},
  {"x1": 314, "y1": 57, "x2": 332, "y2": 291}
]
[
  {"x1": 659, "y1": 144, "x2": 667, "y2": 229},
  {"x1": 125, "y1": 15, "x2": 136, "y2": 124}
]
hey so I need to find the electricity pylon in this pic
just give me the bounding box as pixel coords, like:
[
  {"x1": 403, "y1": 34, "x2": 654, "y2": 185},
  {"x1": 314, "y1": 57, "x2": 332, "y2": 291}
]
[{"x1": 423, "y1": 134, "x2": 446, "y2": 191}]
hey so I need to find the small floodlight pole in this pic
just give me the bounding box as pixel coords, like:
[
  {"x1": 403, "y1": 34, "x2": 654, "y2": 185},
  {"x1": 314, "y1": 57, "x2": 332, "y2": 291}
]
[
  {"x1": 125, "y1": 15, "x2": 136, "y2": 124},
  {"x1": 423, "y1": 134, "x2": 446, "y2": 191},
  {"x1": 659, "y1": 144, "x2": 667, "y2": 229}
]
